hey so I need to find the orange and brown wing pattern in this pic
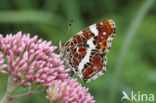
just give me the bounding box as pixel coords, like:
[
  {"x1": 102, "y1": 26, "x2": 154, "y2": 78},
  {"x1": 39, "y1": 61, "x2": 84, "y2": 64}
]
[
  {"x1": 60, "y1": 19, "x2": 116, "y2": 83},
  {"x1": 94, "y1": 20, "x2": 116, "y2": 53}
]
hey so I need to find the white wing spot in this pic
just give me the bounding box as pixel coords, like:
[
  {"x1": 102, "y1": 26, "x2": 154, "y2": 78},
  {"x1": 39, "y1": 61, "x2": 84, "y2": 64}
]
[
  {"x1": 78, "y1": 37, "x2": 95, "y2": 73},
  {"x1": 103, "y1": 32, "x2": 106, "y2": 35},
  {"x1": 76, "y1": 48, "x2": 79, "y2": 52},
  {"x1": 89, "y1": 24, "x2": 98, "y2": 36},
  {"x1": 87, "y1": 37, "x2": 95, "y2": 49},
  {"x1": 78, "y1": 49, "x2": 91, "y2": 72}
]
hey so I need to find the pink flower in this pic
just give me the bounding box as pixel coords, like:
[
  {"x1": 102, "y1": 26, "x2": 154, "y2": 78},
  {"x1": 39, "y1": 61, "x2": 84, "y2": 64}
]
[
  {"x1": 46, "y1": 78, "x2": 96, "y2": 103},
  {"x1": 0, "y1": 31, "x2": 70, "y2": 86},
  {"x1": 0, "y1": 52, "x2": 7, "y2": 74}
]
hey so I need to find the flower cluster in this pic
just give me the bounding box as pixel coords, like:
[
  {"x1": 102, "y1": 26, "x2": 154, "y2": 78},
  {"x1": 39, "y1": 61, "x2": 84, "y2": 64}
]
[
  {"x1": 0, "y1": 31, "x2": 96, "y2": 102},
  {"x1": 0, "y1": 52, "x2": 6, "y2": 74},
  {"x1": 0, "y1": 32, "x2": 70, "y2": 86},
  {"x1": 46, "y1": 78, "x2": 95, "y2": 103}
]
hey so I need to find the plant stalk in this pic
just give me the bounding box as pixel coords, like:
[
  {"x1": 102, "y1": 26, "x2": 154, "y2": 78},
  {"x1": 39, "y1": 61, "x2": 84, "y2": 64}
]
[{"x1": 0, "y1": 75, "x2": 17, "y2": 103}]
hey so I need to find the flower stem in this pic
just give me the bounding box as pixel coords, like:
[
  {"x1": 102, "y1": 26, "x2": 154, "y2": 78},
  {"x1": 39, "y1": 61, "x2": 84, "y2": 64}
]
[
  {"x1": 0, "y1": 74, "x2": 17, "y2": 103},
  {"x1": 9, "y1": 87, "x2": 44, "y2": 101}
]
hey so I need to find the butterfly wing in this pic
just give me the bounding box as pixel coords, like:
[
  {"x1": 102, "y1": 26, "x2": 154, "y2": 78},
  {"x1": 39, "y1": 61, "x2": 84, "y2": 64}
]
[{"x1": 60, "y1": 19, "x2": 116, "y2": 83}]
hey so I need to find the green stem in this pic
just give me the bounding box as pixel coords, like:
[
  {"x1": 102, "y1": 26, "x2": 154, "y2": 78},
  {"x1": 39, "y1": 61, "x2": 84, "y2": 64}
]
[
  {"x1": 109, "y1": 0, "x2": 155, "y2": 103},
  {"x1": 0, "y1": 75, "x2": 17, "y2": 103},
  {"x1": 9, "y1": 86, "x2": 44, "y2": 101}
]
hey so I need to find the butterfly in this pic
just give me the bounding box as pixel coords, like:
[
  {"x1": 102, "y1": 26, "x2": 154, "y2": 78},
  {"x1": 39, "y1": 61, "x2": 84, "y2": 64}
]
[{"x1": 60, "y1": 19, "x2": 116, "y2": 83}]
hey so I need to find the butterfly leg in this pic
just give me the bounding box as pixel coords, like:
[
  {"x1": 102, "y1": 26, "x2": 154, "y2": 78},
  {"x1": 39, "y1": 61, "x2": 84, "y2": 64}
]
[
  {"x1": 64, "y1": 64, "x2": 74, "y2": 77},
  {"x1": 69, "y1": 69, "x2": 74, "y2": 77}
]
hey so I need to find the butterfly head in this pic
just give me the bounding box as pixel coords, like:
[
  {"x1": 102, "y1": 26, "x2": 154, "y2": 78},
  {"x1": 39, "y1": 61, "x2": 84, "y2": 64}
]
[{"x1": 59, "y1": 41, "x2": 66, "y2": 54}]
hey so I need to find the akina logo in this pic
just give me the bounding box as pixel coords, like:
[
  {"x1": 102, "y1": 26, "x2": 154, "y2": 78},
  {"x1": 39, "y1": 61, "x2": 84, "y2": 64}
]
[{"x1": 121, "y1": 91, "x2": 154, "y2": 102}]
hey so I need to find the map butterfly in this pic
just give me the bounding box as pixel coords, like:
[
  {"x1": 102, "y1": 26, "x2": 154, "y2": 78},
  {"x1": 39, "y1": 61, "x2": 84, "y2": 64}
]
[{"x1": 60, "y1": 19, "x2": 116, "y2": 83}]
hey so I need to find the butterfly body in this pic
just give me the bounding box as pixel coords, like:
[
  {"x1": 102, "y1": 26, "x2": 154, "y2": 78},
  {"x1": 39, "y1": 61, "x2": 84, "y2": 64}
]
[{"x1": 60, "y1": 19, "x2": 116, "y2": 83}]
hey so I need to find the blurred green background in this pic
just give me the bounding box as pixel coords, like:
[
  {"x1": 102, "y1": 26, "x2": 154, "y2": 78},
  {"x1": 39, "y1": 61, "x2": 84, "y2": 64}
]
[{"x1": 0, "y1": 0, "x2": 156, "y2": 103}]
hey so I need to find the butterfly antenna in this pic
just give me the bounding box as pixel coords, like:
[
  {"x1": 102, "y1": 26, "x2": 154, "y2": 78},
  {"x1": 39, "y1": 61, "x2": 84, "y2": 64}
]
[
  {"x1": 57, "y1": 19, "x2": 73, "y2": 53},
  {"x1": 66, "y1": 19, "x2": 74, "y2": 35}
]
